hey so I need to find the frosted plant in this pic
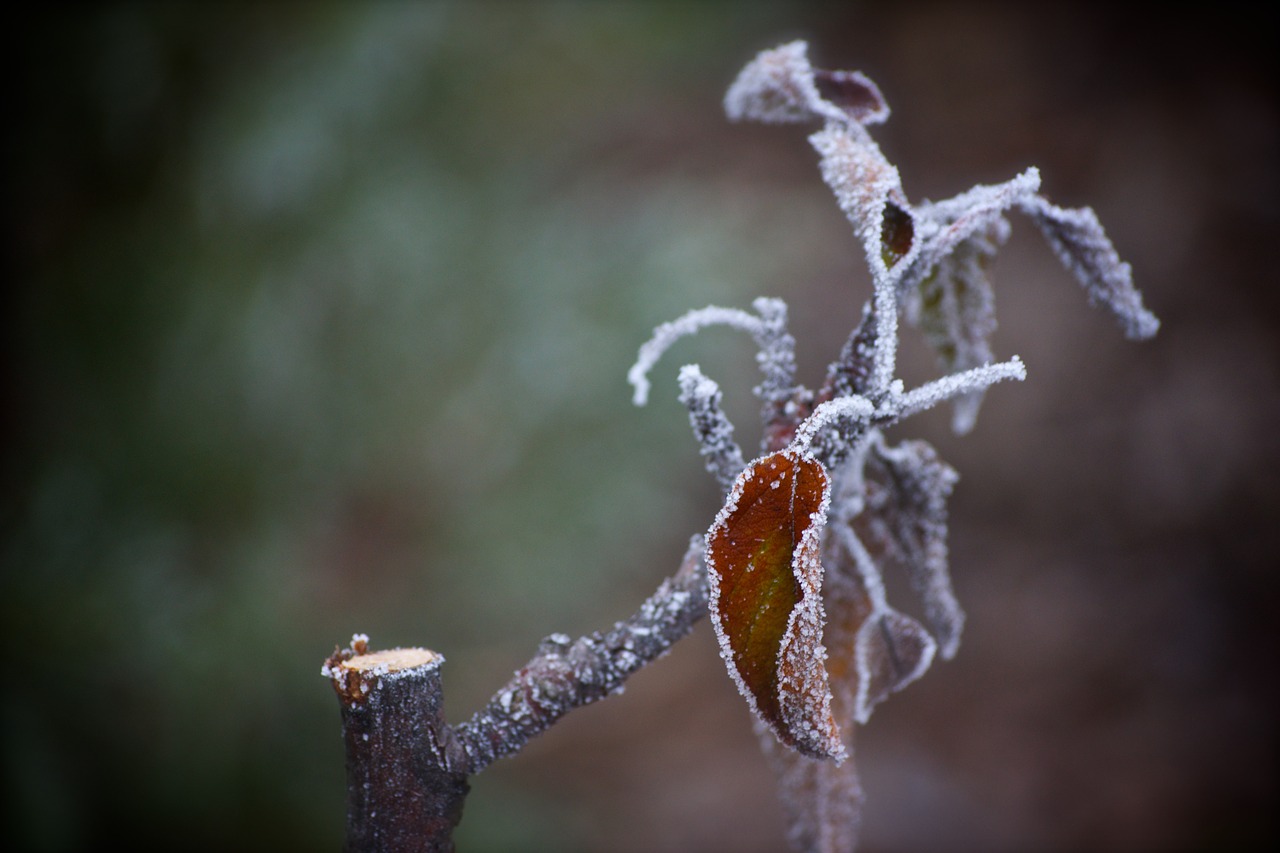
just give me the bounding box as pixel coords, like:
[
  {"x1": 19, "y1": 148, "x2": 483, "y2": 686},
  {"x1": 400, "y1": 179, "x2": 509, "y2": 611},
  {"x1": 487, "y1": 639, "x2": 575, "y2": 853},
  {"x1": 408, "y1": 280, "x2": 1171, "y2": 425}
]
[
  {"x1": 629, "y1": 41, "x2": 1158, "y2": 851},
  {"x1": 324, "y1": 41, "x2": 1157, "y2": 853}
]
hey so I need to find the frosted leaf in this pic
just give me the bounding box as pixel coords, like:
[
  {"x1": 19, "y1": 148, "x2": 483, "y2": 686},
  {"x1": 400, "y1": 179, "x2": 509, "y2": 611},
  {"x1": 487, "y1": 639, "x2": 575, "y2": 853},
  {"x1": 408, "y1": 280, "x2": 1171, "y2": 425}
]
[
  {"x1": 707, "y1": 450, "x2": 845, "y2": 760},
  {"x1": 835, "y1": 525, "x2": 937, "y2": 723},
  {"x1": 1017, "y1": 194, "x2": 1160, "y2": 340},
  {"x1": 821, "y1": 302, "x2": 877, "y2": 402},
  {"x1": 809, "y1": 124, "x2": 911, "y2": 395},
  {"x1": 725, "y1": 41, "x2": 888, "y2": 128},
  {"x1": 852, "y1": 609, "x2": 937, "y2": 724},
  {"x1": 809, "y1": 124, "x2": 908, "y2": 282},
  {"x1": 724, "y1": 41, "x2": 821, "y2": 124},
  {"x1": 897, "y1": 170, "x2": 1034, "y2": 431},
  {"x1": 678, "y1": 364, "x2": 746, "y2": 491},
  {"x1": 912, "y1": 240, "x2": 1000, "y2": 433},
  {"x1": 813, "y1": 69, "x2": 890, "y2": 126},
  {"x1": 867, "y1": 438, "x2": 964, "y2": 659}
]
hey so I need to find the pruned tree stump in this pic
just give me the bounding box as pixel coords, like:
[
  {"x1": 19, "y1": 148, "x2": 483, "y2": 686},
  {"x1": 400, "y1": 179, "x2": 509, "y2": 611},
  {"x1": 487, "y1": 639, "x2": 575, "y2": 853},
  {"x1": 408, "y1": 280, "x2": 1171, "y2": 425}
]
[{"x1": 324, "y1": 638, "x2": 468, "y2": 853}]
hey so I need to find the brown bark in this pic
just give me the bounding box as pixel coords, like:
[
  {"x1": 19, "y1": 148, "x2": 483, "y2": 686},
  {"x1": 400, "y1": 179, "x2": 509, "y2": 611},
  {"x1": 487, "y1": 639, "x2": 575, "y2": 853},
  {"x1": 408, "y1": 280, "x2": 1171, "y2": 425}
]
[
  {"x1": 322, "y1": 537, "x2": 707, "y2": 848},
  {"x1": 324, "y1": 642, "x2": 469, "y2": 853}
]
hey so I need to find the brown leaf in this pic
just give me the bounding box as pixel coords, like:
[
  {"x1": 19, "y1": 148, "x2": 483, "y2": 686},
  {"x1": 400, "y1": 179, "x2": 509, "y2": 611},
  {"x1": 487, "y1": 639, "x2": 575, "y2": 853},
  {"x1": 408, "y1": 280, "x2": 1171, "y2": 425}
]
[
  {"x1": 854, "y1": 610, "x2": 936, "y2": 723},
  {"x1": 707, "y1": 451, "x2": 845, "y2": 760},
  {"x1": 813, "y1": 68, "x2": 889, "y2": 125}
]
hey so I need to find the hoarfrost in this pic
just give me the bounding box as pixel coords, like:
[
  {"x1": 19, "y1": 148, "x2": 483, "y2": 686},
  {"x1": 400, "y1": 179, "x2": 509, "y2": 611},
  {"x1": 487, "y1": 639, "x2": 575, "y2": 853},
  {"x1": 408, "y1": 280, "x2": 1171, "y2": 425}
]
[
  {"x1": 678, "y1": 364, "x2": 746, "y2": 491},
  {"x1": 894, "y1": 356, "x2": 1026, "y2": 422},
  {"x1": 725, "y1": 41, "x2": 887, "y2": 128},
  {"x1": 867, "y1": 437, "x2": 964, "y2": 659},
  {"x1": 1018, "y1": 194, "x2": 1160, "y2": 340},
  {"x1": 628, "y1": 305, "x2": 765, "y2": 406},
  {"x1": 447, "y1": 37, "x2": 1160, "y2": 850}
]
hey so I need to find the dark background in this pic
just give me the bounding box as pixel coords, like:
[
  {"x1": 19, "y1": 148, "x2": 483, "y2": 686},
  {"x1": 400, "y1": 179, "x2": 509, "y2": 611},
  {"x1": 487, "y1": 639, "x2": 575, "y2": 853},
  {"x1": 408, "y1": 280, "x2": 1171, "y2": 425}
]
[{"x1": 4, "y1": 3, "x2": 1275, "y2": 850}]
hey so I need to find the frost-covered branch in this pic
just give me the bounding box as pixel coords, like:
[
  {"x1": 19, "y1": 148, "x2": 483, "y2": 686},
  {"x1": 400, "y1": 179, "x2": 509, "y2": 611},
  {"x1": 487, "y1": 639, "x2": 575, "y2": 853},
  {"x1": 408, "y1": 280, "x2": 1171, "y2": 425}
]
[
  {"x1": 892, "y1": 356, "x2": 1026, "y2": 422},
  {"x1": 628, "y1": 297, "x2": 800, "y2": 409},
  {"x1": 452, "y1": 537, "x2": 707, "y2": 775},
  {"x1": 679, "y1": 365, "x2": 747, "y2": 491},
  {"x1": 324, "y1": 38, "x2": 1159, "y2": 853},
  {"x1": 624, "y1": 40, "x2": 1158, "y2": 852}
]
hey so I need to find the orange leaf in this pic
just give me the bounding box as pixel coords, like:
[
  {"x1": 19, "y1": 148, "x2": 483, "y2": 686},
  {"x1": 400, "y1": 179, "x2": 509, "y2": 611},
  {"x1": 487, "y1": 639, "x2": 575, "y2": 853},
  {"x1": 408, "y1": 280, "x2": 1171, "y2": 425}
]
[{"x1": 707, "y1": 451, "x2": 845, "y2": 760}]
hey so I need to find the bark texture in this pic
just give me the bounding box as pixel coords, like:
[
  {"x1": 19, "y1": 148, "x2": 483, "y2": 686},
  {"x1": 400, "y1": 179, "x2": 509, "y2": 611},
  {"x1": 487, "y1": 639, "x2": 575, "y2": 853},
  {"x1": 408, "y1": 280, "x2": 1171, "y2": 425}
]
[{"x1": 325, "y1": 644, "x2": 469, "y2": 853}]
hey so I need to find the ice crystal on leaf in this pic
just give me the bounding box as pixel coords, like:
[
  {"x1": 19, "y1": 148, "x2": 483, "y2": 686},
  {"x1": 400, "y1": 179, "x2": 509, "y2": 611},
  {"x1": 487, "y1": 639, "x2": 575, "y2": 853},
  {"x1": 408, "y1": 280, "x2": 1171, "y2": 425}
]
[
  {"x1": 1018, "y1": 194, "x2": 1160, "y2": 340},
  {"x1": 864, "y1": 437, "x2": 963, "y2": 659},
  {"x1": 629, "y1": 40, "x2": 1158, "y2": 851},
  {"x1": 707, "y1": 450, "x2": 844, "y2": 761},
  {"x1": 725, "y1": 40, "x2": 889, "y2": 128}
]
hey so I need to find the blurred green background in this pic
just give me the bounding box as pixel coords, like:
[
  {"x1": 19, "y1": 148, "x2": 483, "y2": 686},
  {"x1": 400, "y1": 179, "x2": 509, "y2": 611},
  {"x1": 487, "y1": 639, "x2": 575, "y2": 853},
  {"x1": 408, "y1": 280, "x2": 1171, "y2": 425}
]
[{"x1": 4, "y1": 3, "x2": 1275, "y2": 851}]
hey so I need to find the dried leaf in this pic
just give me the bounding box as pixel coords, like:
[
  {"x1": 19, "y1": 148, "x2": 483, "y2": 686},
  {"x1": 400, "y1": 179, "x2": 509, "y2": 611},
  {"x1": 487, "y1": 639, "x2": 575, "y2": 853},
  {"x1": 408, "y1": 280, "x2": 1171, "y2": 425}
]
[
  {"x1": 820, "y1": 303, "x2": 877, "y2": 403},
  {"x1": 1018, "y1": 194, "x2": 1160, "y2": 340},
  {"x1": 813, "y1": 69, "x2": 889, "y2": 125},
  {"x1": 911, "y1": 239, "x2": 999, "y2": 433},
  {"x1": 834, "y1": 524, "x2": 939, "y2": 724},
  {"x1": 724, "y1": 41, "x2": 887, "y2": 128},
  {"x1": 905, "y1": 169, "x2": 1038, "y2": 432},
  {"x1": 707, "y1": 451, "x2": 845, "y2": 760},
  {"x1": 880, "y1": 201, "x2": 915, "y2": 269},
  {"x1": 866, "y1": 439, "x2": 964, "y2": 659},
  {"x1": 853, "y1": 610, "x2": 936, "y2": 723}
]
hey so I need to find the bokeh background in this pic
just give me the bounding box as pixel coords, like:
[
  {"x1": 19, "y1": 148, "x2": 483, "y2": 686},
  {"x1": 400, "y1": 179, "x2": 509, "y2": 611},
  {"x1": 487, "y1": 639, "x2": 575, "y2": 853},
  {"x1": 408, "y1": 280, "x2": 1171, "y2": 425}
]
[{"x1": 4, "y1": 2, "x2": 1275, "y2": 850}]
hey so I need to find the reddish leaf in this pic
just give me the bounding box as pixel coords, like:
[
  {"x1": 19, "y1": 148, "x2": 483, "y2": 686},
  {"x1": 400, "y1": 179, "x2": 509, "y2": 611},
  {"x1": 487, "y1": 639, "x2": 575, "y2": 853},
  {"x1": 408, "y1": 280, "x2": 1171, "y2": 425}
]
[{"x1": 707, "y1": 451, "x2": 844, "y2": 760}]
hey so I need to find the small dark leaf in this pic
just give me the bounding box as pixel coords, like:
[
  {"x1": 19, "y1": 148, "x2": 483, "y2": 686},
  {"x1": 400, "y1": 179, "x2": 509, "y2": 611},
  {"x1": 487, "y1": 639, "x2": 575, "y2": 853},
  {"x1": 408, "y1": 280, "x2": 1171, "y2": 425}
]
[
  {"x1": 880, "y1": 201, "x2": 915, "y2": 268},
  {"x1": 813, "y1": 69, "x2": 889, "y2": 125}
]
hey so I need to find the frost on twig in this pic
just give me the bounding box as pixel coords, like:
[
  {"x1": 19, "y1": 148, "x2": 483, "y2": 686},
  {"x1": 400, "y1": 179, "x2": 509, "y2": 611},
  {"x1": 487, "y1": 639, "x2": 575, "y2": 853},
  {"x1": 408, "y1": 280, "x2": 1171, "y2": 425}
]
[
  {"x1": 678, "y1": 365, "x2": 746, "y2": 492},
  {"x1": 629, "y1": 297, "x2": 800, "y2": 416},
  {"x1": 621, "y1": 39, "x2": 1158, "y2": 852},
  {"x1": 452, "y1": 537, "x2": 707, "y2": 775}
]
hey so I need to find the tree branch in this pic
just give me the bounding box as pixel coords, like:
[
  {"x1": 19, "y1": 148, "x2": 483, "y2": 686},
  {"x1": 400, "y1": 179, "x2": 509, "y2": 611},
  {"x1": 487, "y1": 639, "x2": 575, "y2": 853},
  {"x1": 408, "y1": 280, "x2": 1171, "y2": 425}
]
[
  {"x1": 452, "y1": 536, "x2": 708, "y2": 775},
  {"x1": 323, "y1": 642, "x2": 470, "y2": 852}
]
